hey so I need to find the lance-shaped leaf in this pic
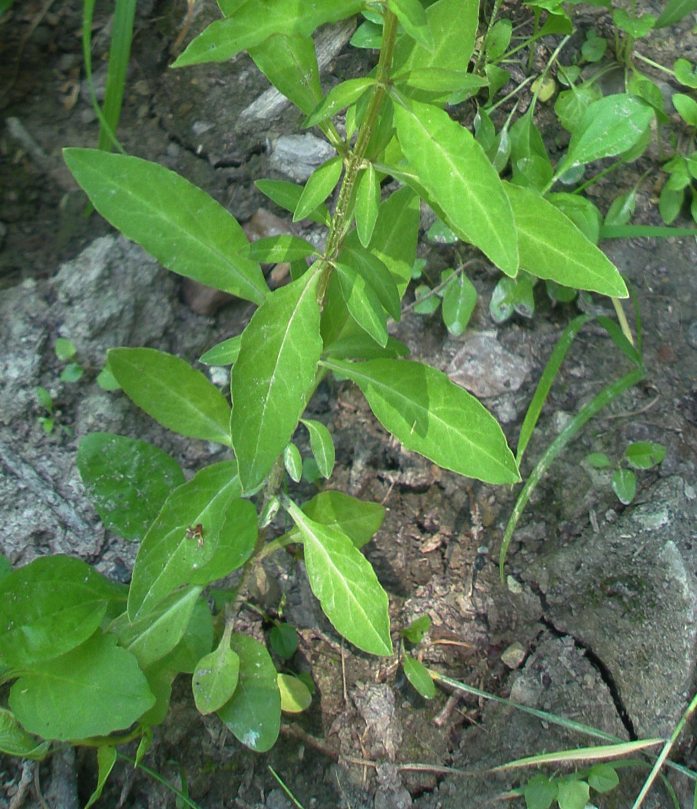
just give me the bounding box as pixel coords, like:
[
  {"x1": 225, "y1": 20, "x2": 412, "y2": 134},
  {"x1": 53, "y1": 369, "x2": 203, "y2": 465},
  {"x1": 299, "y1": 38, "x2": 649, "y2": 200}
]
[
  {"x1": 77, "y1": 433, "x2": 185, "y2": 541},
  {"x1": 217, "y1": 634, "x2": 281, "y2": 752},
  {"x1": 503, "y1": 184, "x2": 628, "y2": 297},
  {"x1": 305, "y1": 78, "x2": 375, "y2": 128},
  {"x1": 0, "y1": 556, "x2": 125, "y2": 669},
  {"x1": 231, "y1": 270, "x2": 323, "y2": 493},
  {"x1": 63, "y1": 149, "x2": 267, "y2": 305},
  {"x1": 441, "y1": 273, "x2": 476, "y2": 336},
  {"x1": 112, "y1": 586, "x2": 202, "y2": 670},
  {"x1": 173, "y1": 0, "x2": 364, "y2": 67},
  {"x1": 335, "y1": 262, "x2": 389, "y2": 347},
  {"x1": 199, "y1": 335, "x2": 242, "y2": 367},
  {"x1": 286, "y1": 500, "x2": 393, "y2": 656},
  {"x1": 403, "y1": 655, "x2": 436, "y2": 699},
  {"x1": 249, "y1": 235, "x2": 316, "y2": 264},
  {"x1": 393, "y1": 0, "x2": 478, "y2": 74},
  {"x1": 323, "y1": 358, "x2": 520, "y2": 484},
  {"x1": 393, "y1": 99, "x2": 518, "y2": 275},
  {"x1": 340, "y1": 242, "x2": 401, "y2": 321},
  {"x1": 255, "y1": 179, "x2": 330, "y2": 226},
  {"x1": 127, "y1": 462, "x2": 245, "y2": 619},
  {"x1": 354, "y1": 164, "x2": 381, "y2": 247},
  {"x1": 108, "y1": 348, "x2": 233, "y2": 446},
  {"x1": 249, "y1": 33, "x2": 322, "y2": 116},
  {"x1": 9, "y1": 633, "x2": 155, "y2": 741},
  {"x1": 301, "y1": 418, "x2": 335, "y2": 479},
  {"x1": 293, "y1": 157, "x2": 342, "y2": 222}
]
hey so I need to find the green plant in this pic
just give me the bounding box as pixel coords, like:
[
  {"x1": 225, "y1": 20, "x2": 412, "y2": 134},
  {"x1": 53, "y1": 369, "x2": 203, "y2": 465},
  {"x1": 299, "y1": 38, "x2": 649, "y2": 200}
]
[
  {"x1": 585, "y1": 440, "x2": 666, "y2": 505},
  {"x1": 0, "y1": 0, "x2": 641, "y2": 798}
]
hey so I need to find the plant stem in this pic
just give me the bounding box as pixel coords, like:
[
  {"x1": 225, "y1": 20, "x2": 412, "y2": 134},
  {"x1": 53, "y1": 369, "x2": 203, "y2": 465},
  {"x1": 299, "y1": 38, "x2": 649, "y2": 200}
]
[
  {"x1": 634, "y1": 51, "x2": 675, "y2": 77},
  {"x1": 318, "y1": 8, "x2": 399, "y2": 299}
]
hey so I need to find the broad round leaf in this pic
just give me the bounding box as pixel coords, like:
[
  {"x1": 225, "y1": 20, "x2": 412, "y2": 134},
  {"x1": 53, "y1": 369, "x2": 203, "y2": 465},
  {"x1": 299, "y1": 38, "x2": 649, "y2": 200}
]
[
  {"x1": 624, "y1": 441, "x2": 666, "y2": 469},
  {"x1": 0, "y1": 556, "x2": 124, "y2": 669},
  {"x1": 612, "y1": 468, "x2": 637, "y2": 504},
  {"x1": 193, "y1": 639, "x2": 240, "y2": 715},
  {"x1": 0, "y1": 709, "x2": 50, "y2": 759},
  {"x1": 217, "y1": 634, "x2": 281, "y2": 752},
  {"x1": 77, "y1": 433, "x2": 185, "y2": 541},
  {"x1": 9, "y1": 633, "x2": 154, "y2": 741},
  {"x1": 277, "y1": 673, "x2": 312, "y2": 713}
]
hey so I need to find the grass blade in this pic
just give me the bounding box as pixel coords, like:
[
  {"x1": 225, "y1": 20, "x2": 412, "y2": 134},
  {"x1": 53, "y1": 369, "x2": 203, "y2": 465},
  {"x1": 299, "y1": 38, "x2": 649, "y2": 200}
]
[{"x1": 99, "y1": 0, "x2": 136, "y2": 151}]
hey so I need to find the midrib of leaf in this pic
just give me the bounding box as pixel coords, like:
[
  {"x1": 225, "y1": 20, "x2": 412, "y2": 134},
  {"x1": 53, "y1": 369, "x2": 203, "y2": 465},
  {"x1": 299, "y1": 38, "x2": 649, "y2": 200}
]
[
  {"x1": 322, "y1": 359, "x2": 513, "y2": 477},
  {"x1": 398, "y1": 104, "x2": 510, "y2": 266},
  {"x1": 80, "y1": 160, "x2": 264, "y2": 305}
]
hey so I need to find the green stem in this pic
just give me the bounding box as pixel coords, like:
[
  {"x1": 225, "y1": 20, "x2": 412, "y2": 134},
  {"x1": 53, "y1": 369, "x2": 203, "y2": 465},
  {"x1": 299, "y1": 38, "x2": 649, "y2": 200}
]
[
  {"x1": 612, "y1": 297, "x2": 634, "y2": 346},
  {"x1": 475, "y1": 0, "x2": 503, "y2": 73},
  {"x1": 633, "y1": 51, "x2": 676, "y2": 77}
]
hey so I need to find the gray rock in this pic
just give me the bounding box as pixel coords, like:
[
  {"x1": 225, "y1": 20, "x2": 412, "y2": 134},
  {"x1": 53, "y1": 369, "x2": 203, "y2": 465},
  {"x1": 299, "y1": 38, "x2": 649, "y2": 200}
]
[
  {"x1": 268, "y1": 134, "x2": 335, "y2": 182},
  {"x1": 445, "y1": 330, "x2": 532, "y2": 398},
  {"x1": 531, "y1": 476, "x2": 697, "y2": 738}
]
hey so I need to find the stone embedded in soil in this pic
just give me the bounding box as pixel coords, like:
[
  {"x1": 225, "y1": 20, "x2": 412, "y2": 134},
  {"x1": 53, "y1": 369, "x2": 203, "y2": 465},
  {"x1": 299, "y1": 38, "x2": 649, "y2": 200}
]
[
  {"x1": 269, "y1": 134, "x2": 336, "y2": 182},
  {"x1": 530, "y1": 475, "x2": 697, "y2": 739},
  {"x1": 444, "y1": 330, "x2": 532, "y2": 399}
]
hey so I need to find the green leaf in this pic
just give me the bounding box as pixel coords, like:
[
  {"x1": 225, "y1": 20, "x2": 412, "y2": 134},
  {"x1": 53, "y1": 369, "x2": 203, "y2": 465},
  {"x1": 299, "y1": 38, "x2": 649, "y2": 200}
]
[
  {"x1": 9, "y1": 633, "x2": 154, "y2": 741},
  {"x1": 35, "y1": 386, "x2": 53, "y2": 411},
  {"x1": 485, "y1": 18, "x2": 512, "y2": 61},
  {"x1": 249, "y1": 33, "x2": 322, "y2": 116},
  {"x1": 231, "y1": 270, "x2": 323, "y2": 492},
  {"x1": 388, "y1": 0, "x2": 434, "y2": 50},
  {"x1": 546, "y1": 192, "x2": 601, "y2": 244},
  {"x1": 249, "y1": 235, "x2": 316, "y2": 264},
  {"x1": 335, "y1": 262, "x2": 389, "y2": 347},
  {"x1": 340, "y1": 241, "x2": 402, "y2": 320},
  {"x1": 112, "y1": 586, "x2": 202, "y2": 670},
  {"x1": 395, "y1": 68, "x2": 486, "y2": 97},
  {"x1": 302, "y1": 490, "x2": 384, "y2": 549},
  {"x1": 351, "y1": 19, "x2": 383, "y2": 49},
  {"x1": 286, "y1": 500, "x2": 392, "y2": 656},
  {"x1": 556, "y1": 779, "x2": 590, "y2": 809},
  {"x1": 401, "y1": 614, "x2": 431, "y2": 644},
  {"x1": 173, "y1": 0, "x2": 364, "y2": 67},
  {"x1": 625, "y1": 441, "x2": 665, "y2": 469},
  {"x1": 659, "y1": 184, "x2": 684, "y2": 224},
  {"x1": 588, "y1": 762, "x2": 620, "y2": 793},
  {"x1": 60, "y1": 362, "x2": 84, "y2": 383},
  {"x1": 322, "y1": 334, "x2": 409, "y2": 361},
  {"x1": 367, "y1": 186, "x2": 420, "y2": 294},
  {"x1": 193, "y1": 634, "x2": 240, "y2": 715},
  {"x1": 355, "y1": 163, "x2": 381, "y2": 247},
  {"x1": 96, "y1": 365, "x2": 120, "y2": 391},
  {"x1": 402, "y1": 655, "x2": 436, "y2": 698},
  {"x1": 217, "y1": 633, "x2": 281, "y2": 752},
  {"x1": 269, "y1": 624, "x2": 298, "y2": 659},
  {"x1": 504, "y1": 184, "x2": 628, "y2": 297},
  {"x1": 283, "y1": 442, "x2": 303, "y2": 483},
  {"x1": 255, "y1": 179, "x2": 330, "y2": 226},
  {"x1": 0, "y1": 709, "x2": 50, "y2": 759},
  {"x1": 278, "y1": 672, "x2": 313, "y2": 712},
  {"x1": 656, "y1": 0, "x2": 697, "y2": 27},
  {"x1": 84, "y1": 746, "x2": 117, "y2": 809},
  {"x1": 0, "y1": 556, "x2": 124, "y2": 669},
  {"x1": 127, "y1": 462, "x2": 250, "y2": 618},
  {"x1": 673, "y1": 92, "x2": 697, "y2": 127},
  {"x1": 301, "y1": 418, "x2": 335, "y2": 479},
  {"x1": 612, "y1": 468, "x2": 637, "y2": 504},
  {"x1": 559, "y1": 95, "x2": 654, "y2": 172},
  {"x1": 157, "y1": 599, "x2": 214, "y2": 675},
  {"x1": 612, "y1": 8, "x2": 655, "y2": 37},
  {"x1": 63, "y1": 149, "x2": 267, "y2": 306},
  {"x1": 489, "y1": 276, "x2": 515, "y2": 324},
  {"x1": 554, "y1": 84, "x2": 602, "y2": 133},
  {"x1": 199, "y1": 335, "x2": 242, "y2": 367},
  {"x1": 306, "y1": 78, "x2": 375, "y2": 127},
  {"x1": 108, "y1": 348, "x2": 233, "y2": 446},
  {"x1": 293, "y1": 157, "x2": 342, "y2": 222},
  {"x1": 674, "y1": 58, "x2": 697, "y2": 89},
  {"x1": 54, "y1": 337, "x2": 77, "y2": 360},
  {"x1": 581, "y1": 29, "x2": 607, "y2": 62},
  {"x1": 393, "y1": 99, "x2": 518, "y2": 275},
  {"x1": 393, "y1": 0, "x2": 478, "y2": 76},
  {"x1": 605, "y1": 190, "x2": 637, "y2": 226},
  {"x1": 426, "y1": 218, "x2": 459, "y2": 244},
  {"x1": 77, "y1": 432, "x2": 185, "y2": 541},
  {"x1": 441, "y1": 274, "x2": 476, "y2": 336},
  {"x1": 323, "y1": 358, "x2": 520, "y2": 485},
  {"x1": 524, "y1": 774, "x2": 557, "y2": 809},
  {"x1": 586, "y1": 452, "x2": 612, "y2": 469}
]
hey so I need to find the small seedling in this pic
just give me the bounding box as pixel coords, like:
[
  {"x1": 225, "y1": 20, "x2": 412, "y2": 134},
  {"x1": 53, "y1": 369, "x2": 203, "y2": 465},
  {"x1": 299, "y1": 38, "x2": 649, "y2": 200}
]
[
  {"x1": 521, "y1": 764, "x2": 620, "y2": 809},
  {"x1": 585, "y1": 441, "x2": 666, "y2": 505},
  {"x1": 35, "y1": 386, "x2": 55, "y2": 434}
]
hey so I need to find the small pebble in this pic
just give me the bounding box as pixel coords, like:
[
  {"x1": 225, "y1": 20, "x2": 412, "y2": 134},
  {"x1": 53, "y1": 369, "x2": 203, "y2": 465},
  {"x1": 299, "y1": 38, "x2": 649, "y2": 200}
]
[
  {"x1": 501, "y1": 641, "x2": 527, "y2": 669},
  {"x1": 686, "y1": 320, "x2": 697, "y2": 350}
]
